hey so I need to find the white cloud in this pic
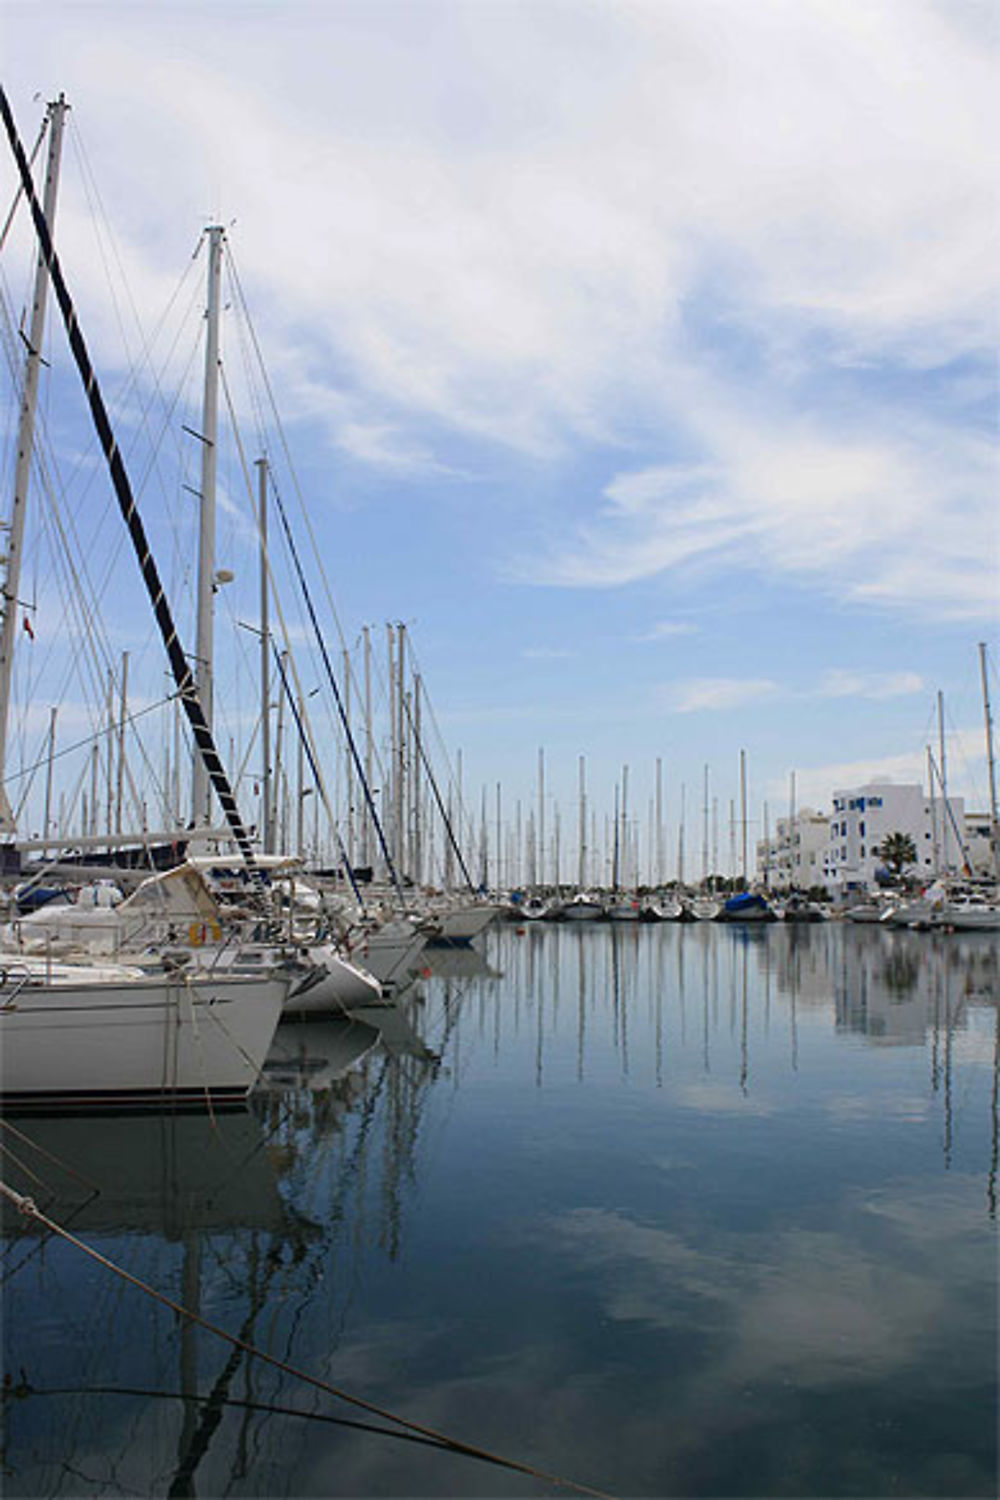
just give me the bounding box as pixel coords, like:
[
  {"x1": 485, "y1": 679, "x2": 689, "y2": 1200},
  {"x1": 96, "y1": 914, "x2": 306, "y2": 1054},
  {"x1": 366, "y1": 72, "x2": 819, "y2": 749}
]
[
  {"x1": 773, "y1": 725, "x2": 991, "y2": 810},
  {"x1": 668, "y1": 677, "x2": 781, "y2": 714},
  {"x1": 818, "y1": 669, "x2": 924, "y2": 700},
  {"x1": 634, "y1": 620, "x2": 698, "y2": 642},
  {"x1": 2, "y1": 0, "x2": 994, "y2": 627}
]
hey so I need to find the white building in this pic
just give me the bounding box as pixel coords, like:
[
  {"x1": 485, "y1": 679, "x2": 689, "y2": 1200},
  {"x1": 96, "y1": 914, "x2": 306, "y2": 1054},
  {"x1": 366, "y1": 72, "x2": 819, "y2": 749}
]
[
  {"x1": 963, "y1": 813, "x2": 999, "y2": 881},
  {"x1": 822, "y1": 781, "x2": 966, "y2": 896},
  {"x1": 756, "y1": 808, "x2": 830, "y2": 890}
]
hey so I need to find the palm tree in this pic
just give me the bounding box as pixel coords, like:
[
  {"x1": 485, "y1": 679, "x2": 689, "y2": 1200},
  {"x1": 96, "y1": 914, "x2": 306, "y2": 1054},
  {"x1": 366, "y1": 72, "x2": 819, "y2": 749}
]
[{"x1": 876, "y1": 831, "x2": 918, "y2": 880}]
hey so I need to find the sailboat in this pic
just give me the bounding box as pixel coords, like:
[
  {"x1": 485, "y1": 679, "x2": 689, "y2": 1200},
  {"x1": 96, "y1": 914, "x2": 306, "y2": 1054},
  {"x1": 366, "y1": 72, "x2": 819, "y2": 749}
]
[{"x1": 0, "y1": 90, "x2": 291, "y2": 1107}]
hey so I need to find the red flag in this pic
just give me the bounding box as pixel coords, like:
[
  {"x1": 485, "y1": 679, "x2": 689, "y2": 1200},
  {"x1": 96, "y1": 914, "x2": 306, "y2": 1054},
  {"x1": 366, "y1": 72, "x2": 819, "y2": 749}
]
[{"x1": 22, "y1": 615, "x2": 34, "y2": 640}]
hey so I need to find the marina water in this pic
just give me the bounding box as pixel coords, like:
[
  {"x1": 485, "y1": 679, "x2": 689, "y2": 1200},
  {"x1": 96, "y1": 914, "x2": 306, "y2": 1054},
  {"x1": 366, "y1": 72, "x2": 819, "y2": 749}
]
[{"x1": 2, "y1": 920, "x2": 996, "y2": 1497}]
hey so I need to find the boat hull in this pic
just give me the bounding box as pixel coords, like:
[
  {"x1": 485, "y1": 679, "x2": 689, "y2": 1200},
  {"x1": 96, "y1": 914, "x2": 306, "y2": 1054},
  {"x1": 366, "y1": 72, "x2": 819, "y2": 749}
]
[
  {"x1": 283, "y1": 947, "x2": 382, "y2": 1015},
  {"x1": 426, "y1": 904, "x2": 500, "y2": 946},
  {"x1": 0, "y1": 968, "x2": 287, "y2": 1111}
]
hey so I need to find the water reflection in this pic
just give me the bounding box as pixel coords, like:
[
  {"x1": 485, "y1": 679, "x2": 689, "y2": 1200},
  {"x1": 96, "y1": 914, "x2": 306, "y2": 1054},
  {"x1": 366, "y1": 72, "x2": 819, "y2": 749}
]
[
  {"x1": 1, "y1": 983, "x2": 447, "y2": 1498},
  {"x1": 1, "y1": 923, "x2": 996, "y2": 1498}
]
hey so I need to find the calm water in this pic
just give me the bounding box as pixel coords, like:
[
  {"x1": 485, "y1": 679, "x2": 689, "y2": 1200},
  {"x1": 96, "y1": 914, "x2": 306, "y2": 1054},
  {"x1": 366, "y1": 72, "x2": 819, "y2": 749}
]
[{"x1": 1, "y1": 922, "x2": 997, "y2": 1499}]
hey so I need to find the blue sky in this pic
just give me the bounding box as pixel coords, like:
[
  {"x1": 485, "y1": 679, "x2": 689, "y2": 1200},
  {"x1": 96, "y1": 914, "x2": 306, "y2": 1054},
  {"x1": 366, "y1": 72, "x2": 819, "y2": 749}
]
[{"x1": 1, "y1": 0, "x2": 997, "y2": 872}]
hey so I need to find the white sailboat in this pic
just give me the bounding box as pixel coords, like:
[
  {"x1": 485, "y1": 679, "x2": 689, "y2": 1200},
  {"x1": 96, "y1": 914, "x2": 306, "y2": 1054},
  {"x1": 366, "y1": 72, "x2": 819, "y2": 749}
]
[
  {"x1": 0, "y1": 91, "x2": 290, "y2": 1106},
  {"x1": 0, "y1": 962, "x2": 288, "y2": 1111}
]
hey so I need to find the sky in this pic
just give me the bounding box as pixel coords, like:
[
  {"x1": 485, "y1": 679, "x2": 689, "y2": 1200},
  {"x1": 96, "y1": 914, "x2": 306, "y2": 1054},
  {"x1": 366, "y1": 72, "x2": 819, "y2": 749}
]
[{"x1": 1, "y1": 0, "x2": 997, "y2": 875}]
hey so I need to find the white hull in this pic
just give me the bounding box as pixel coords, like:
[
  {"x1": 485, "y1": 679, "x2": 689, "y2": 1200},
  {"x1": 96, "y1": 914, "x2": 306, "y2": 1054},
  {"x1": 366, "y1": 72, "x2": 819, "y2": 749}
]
[
  {"x1": 936, "y1": 905, "x2": 1000, "y2": 931},
  {"x1": 349, "y1": 922, "x2": 428, "y2": 987},
  {"x1": 429, "y1": 904, "x2": 500, "y2": 945},
  {"x1": 0, "y1": 965, "x2": 287, "y2": 1110},
  {"x1": 561, "y1": 896, "x2": 604, "y2": 921},
  {"x1": 283, "y1": 946, "x2": 382, "y2": 1015}
]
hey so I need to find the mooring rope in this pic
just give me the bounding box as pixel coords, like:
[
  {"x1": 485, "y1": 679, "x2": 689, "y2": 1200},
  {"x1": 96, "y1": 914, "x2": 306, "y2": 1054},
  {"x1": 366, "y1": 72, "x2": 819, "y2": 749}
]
[{"x1": 0, "y1": 1178, "x2": 614, "y2": 1498}]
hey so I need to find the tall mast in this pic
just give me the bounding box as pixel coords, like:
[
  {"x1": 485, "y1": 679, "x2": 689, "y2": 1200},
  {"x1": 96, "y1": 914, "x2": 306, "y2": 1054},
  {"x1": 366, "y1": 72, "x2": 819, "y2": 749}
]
[
  {"x1": 537, "y1": 746, "x2": 545, "y2": 888},
  {"x1": 655, "y1": 756, "x2": 663, "y2": 886},
  {"x1": 701, "y1": 763, "x2": 709, "y2": 888},
  {"x1": 979, "y1": 642, "x2": 1000, "y2": 881},
  {"x1": 412, "y1": 672, "x2": 422, "y2": 883},
  {"x1": 937, "y1": 690, "x2": 950, "y2": 871},
  {"x1": 0, "y1": 96, "x2": 68, "y2": 834},
  {"x1": 386, "y1": 623, "x2": 396, "y2": 872},
  {"x1": 927, "y1": 745, "x2": 941, "y2": 875},
  {"x1": 362, "y1": 624, "x2": 373, "y2": 867},
  {"x1": 578, "y1": 754, "x2": 587, "y2": 888},
  {"x1": 255, "y1": 457, "x2": 273, "y2": 852},
  {"x1": 740, "y1": 749, "x2": 748, "y2": 888},
  {"x1": 191, "y1": 225, "x2": 224, "y2": 828},
  {"x1": 343, "y1": 644, "x2": 353, "y2": 867},
  {"x1": 396, "y1": 622, "x2": 406, "y2": 876},
  {"x1": 621, "y1": 763, "x2": 629, "y2": 888}
]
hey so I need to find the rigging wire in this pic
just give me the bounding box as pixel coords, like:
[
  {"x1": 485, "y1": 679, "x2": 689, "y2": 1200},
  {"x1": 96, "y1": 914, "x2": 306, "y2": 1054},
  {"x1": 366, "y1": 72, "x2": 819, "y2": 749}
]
[
  {"x1": 1, "y1": 123, "x2": 212, "y2": 839},
  {"x1": 0, "y1": 1182, "x2": 612, "y2": 1499},
  {"x1": 0, "y1": 86, "x2": 260, "y2": 873},
  {"x1": 0, "y1": 98, "x2": 48, "y2": 254}
]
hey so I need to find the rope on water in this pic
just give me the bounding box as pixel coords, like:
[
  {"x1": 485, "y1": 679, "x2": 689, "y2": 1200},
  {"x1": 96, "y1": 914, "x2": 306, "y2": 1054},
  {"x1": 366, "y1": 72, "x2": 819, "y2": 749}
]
[{"x1": 0, "y1": 1178, "x2": 615, "y2": 1499}]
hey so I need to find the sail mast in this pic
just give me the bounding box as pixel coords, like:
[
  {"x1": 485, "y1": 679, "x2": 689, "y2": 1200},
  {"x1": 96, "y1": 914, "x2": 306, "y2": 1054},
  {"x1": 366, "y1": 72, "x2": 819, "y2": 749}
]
[
  {"x1": 256, "y1": 457, "x2": 273, "y2": 852},
  {"x1": 979, "y1": 642, "x2": 1000, "y2": 882},
  {"x1": 0, "y1": 87, "x2": 259, "y2": 870},
  {"x1": 191, "y1": 225, "x2": 224, "y2": 829},
  {"x1": 0, "y1": 95, "x2": 68, "y2": 835}
]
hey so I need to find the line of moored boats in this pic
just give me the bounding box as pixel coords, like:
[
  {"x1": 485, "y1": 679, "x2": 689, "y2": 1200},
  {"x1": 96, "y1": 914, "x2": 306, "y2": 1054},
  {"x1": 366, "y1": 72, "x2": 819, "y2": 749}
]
[
  {"x1": 1, "y1": 862, "x2": 995, "y2": 1114},
  {"x1": 504, "y1": 881, "x2": 1000, "y2": 931}
]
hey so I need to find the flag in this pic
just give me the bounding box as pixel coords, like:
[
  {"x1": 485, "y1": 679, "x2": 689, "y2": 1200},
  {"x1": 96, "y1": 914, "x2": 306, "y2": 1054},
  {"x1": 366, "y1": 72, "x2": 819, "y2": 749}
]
[{"x1": 22, "y1": 615, "x2": 34, "y2": 640}]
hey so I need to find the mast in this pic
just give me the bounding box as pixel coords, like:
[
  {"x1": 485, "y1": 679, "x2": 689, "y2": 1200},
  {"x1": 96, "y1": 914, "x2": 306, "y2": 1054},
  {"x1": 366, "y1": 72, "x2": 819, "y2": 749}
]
[
  {"x1": 655, "y1": 756, "x2": 663, "y2": 886},
  {"x1": 0, "y1": 95, "x2": 68, "y2": 835},
  {"x1": 701, "y1": 763, "x2": 709, "y2": 889},
  {"x1": 412, "y1": 673, "x2": 422, "y2": 884},
  {"x1": 979, "y1": 642, "x2": 1000, "y2": 882},
  {"x1": 343, "y1": 644, "x2": 353, "y2": 867},
  {"x1": 42, "y1": 706, "x2": 57, "y2": 844},
  {"x1": 537, "y1": 746, "x2": 545, "y2": 889},
  {"x1": 115, "y1": 651, "x2": 129, "y2": 834},
  {"x1": 191, "y1": 225, "x2": 224, "y2": 829},
  {"x1": 621, "y1": 763, "x2": 629, "y2": 889},
  {"x1": 938, "y1": 691, "x2": 950, "y2": 872},
  {"x1": 386, "y1": 624, "x2": 396, "y2": 872},
  {"x1": 739, "y1": 749, "x2": 748, "y2": 888},
  {"x1": 788, "y1": 769, "x2": 796, "y2": 890},
  {"x1": 928, "y1": 744, "x2": 941, "y2": 875},
  {"x1": 362, "y1": 625, "x2": 372, "y2": 868},
  {"x1": 577, "y1": 754, "x2": 587, "y2": 889},
  {"x1": 255, "y1": 457, "x2": 273, "y2": 853},
  {"x1": 1, "y1": 90, "x2": 259, "y2": 866},
  {"x1": 396, "y1": 622, "x2": 406, "y2": 877}
]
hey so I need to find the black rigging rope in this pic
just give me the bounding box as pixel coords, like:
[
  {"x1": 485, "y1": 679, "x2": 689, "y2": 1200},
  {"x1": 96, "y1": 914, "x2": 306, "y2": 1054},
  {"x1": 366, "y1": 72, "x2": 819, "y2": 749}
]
[{"x1": 0, "y1": 85, "x2": 259, "y2": 876}]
